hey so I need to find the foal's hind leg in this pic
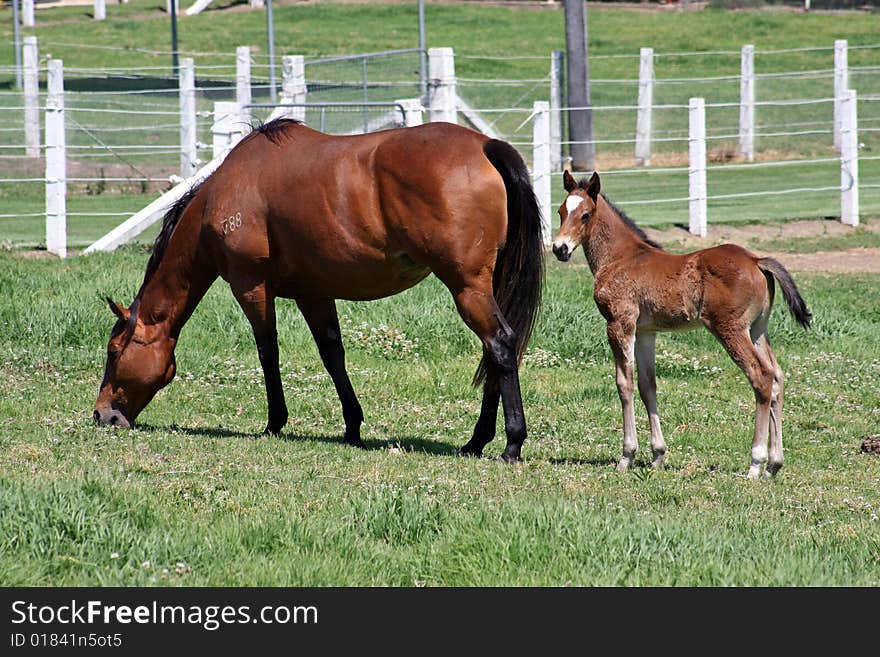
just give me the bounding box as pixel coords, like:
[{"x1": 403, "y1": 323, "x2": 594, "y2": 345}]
[
  {"x1": 296, "y1": 299, "x2": 365, "y2": 449},
  {"x1": 752, "y1": 328, "x2": 784, "y2": 477},
  {"x1": 709, "y1": 324, "x2": 776, "y2": 479},
  {"x1": 232, "y1": 283, "x2": 288, "y2": 435},
  {"x1": 607, "y1": 320, "x2": 639, "y2": 471},
  {"x1": 635, "y1": 332, "x2": 667, "y2": 469},
  {"x1": 452, "y1": 282, "x2": 526, "y2": 462}
]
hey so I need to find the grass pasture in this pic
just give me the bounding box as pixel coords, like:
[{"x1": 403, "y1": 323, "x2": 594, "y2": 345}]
[
  {"x1": 1, "y1": 2, "x2": 880, "y2": 588},
  {"x1": 1, "y1": 247, "x2": 879, "y2": 586}
]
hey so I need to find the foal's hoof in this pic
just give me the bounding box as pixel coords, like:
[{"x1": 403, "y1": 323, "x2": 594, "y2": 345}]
[{"x1": 616, "y1": 457, "x2": 633, "y2": 472}]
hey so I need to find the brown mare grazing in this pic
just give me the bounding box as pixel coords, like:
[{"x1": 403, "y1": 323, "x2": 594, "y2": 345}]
[
  {"x1": 95, "y1": 119, "x2": 544, "y2": 462},
  {"x1": 552, "y1": 171, "x2": 811, "y2": 478}
]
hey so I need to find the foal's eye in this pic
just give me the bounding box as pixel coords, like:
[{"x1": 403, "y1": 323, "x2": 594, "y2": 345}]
[{"x1": 581, "y1": 210, "x2": 593, "y2": 223}]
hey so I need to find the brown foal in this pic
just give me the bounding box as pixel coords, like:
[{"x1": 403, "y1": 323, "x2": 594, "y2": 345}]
[
  {"x1": 552, "y1": 171, "x2": 811, "y2": 478},
  {"x1": 94, "y1": 120, "x2": 544, "y2": 461}
]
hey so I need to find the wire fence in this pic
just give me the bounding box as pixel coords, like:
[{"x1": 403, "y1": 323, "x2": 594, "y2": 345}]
[{"x1": 1, "y1": 40, "x2": 879, "y2": 250}]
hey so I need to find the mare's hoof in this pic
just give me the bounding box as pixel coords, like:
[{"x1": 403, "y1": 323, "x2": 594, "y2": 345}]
[
  {"x1": 344, "y1": 437, "x2": 367, "y2": 449},
  {"x1": 458, "y1": 442, "x2": 483, "y2": 458},
  {"x1": 497, "y1": 451, "x2": 522, "y2": 464},
  {"x1": 264, "y1": 425, "x2": 284, "y2": 437}
]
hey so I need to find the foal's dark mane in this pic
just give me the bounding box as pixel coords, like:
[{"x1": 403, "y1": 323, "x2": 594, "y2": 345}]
[{"x1": 601, "y1": 193, "x2": 664, "y2": 250}]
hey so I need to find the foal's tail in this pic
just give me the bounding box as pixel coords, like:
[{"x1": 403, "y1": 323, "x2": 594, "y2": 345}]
[
  {"x1": 474, "y1": 139, "x2": 546, "y2": 385},
  {"x1": 758, "y1": 257, "x2": 812, "y2": 329}
]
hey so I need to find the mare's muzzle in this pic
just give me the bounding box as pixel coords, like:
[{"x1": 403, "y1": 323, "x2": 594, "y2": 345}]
[{"x1": 93, "y1": 407, "x2": 133, "y2": 429}]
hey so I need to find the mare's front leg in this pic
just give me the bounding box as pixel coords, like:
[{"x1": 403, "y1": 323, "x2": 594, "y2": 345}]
[
  {"x1": 607, "y1": 320, "x2": 638, "y2": 471},
  {"x1": 296, "y1": 299, "x2": 365, "y2": 449},
  {"x1": 453, "y1": 283, "x2": 525, "y2": 462},
  {"x1": 232, "y1": 283, "x2": 288, "y2": 435}
]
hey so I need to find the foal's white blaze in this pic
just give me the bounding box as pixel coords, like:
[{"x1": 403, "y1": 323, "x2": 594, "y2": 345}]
[{"x1": 565, "y1": 195, "x2": 585, "y2": 215}]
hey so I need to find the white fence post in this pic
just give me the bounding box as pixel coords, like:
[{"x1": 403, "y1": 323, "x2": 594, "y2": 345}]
[
  {"x1": 280, "y1": 55, "x2": 306, "y2": 122},
  {"x1": 833, "y1": 39, "x2": 848, "y2": 152},
  {"x1": 212, "y1": 101, "x2": 244, "y2": 160},
  {"x1": 688, "y1": 97, "x2": 707, "y2": 238},
  {"x1": 635, "y1": 47, "x2": 654, "y2": 167},
  {"x1": 179, "y1": 57, "x2": 198, "y2": 178},
  {"x1": 45, "y1": 60, "x2": 67, "y2": 258},
  {"x1": 739, "y1": 44, "x2": 755, "y2": 162},
  {"x1": 428, "y1": 47, "x2": 457, "y2": 124},
  {"x1": 236, "y1": 46, "x2": 253, "y2": 128},
  {"x1": 23, "y1": 0, "x2": 35, "y2": 27},
  {"x1": 250, "y1": 0, "x2": 265, "y2": 7},
  {"x1": 532, "y1": 101, "x2": 552, "y2": 246},
  {"x1": 23, "y1": 36, "x2": 40, "y2": 158},
  {"x1": 840, "y1": 89, "x2": 859, "y2": 227},
  {"x1": 94, "y1": 0, "x2": 106, "y2": 20},
  {"x1": 550, "y1": 50, "x2": 565, "y2": 170},
  {"x1": 395, "y1": 99, "x2": 424, "y2": 127}
]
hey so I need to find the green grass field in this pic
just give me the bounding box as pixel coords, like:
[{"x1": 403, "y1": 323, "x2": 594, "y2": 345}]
[
  {"x1": 1, "y1": 3, "x2": 880, "y2": 587},
  {"x1": 1, "y1": 245, "x2": 879, "y2": 586}
]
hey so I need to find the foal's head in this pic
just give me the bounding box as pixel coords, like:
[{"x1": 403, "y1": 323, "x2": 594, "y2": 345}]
[
  {"x1": 552, "y1": 170, "x2": 601, "y2": 262},
  {"x1": 93, "y1": 298, "x2": 176, "y2": 429}
]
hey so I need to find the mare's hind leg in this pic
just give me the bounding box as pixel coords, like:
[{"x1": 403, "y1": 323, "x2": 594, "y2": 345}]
[
  {"x1": 607, "y1": 320, "x2": 639, "y2": 471},
  {"x1": 232, "y1": 283, "x2": 288, "y2": 435},
  {"x1": 635, "y1": 332, "x2": 667, "y2": 469},
  {"x1": 296, "y1": 299, "x2": 365, "y2": 449},
  {"x1": 708, "y1": 323, "x2": 776, "y2": 479},
  {"x1": 751, "y1": 321, "x2": 784, "y2": 477},
  {"x1": 459, "y1": 377, "x2": 500, "y2": 457},
  {"x1": 451, "y1": 282, "x2": 526, "y2": 462}
]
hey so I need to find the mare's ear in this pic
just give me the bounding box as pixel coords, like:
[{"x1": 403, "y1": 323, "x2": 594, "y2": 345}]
[
  {"x1": 584, "y1": 172, "x2": 601, "y2": 202},
  {"x1": 563, "y1": 170, "x2": 578, "y2": 193},
  {"x1": 106, "y1": 297, "x2": 130, "y2": 322}
]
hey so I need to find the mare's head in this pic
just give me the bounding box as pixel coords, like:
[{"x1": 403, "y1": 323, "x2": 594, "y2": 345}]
[
  {"x1": 552, "y1": 170, "x2": 601, "y2": 262},
  {"x1": 93, "y1": 297, "x2": 176, "y2": 429}
]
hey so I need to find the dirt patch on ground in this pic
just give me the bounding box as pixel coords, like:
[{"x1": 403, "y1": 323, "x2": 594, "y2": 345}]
[{"x1": 642, "y1": 218, "x2": 880, "y2": 273}]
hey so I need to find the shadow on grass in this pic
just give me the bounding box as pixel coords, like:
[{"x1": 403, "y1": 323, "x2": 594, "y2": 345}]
[{"x1": 136, "y1": 423, "x2": 460, "y2": 457}]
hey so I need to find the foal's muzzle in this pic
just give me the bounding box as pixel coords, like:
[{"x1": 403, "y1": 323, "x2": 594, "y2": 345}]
[
  {"x1": 552, "y1": 242, "x2": 571, "y2": 262},
  {"x1": 93, "y1": 407, "x2": 132, "y2": 429}
]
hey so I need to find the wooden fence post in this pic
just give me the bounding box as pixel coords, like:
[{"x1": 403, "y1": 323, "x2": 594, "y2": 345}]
[
  {"x1": 23, "y1": 36, "x2": 40, "y2": 158},
  {"x1": 533, "y1": 100, "x2": 552, "y2": 246},
  {"x1": 236, "y1": 46, "x2": 253, "y2": 128},
  {"x1": 428, "y1": 47, "x2": 457, "y2": 124},
  {"x1": 739, "y1": 44, "x2": 755, "y2": 162},
  {"x1": 281, "y1": 55, "x2": 306, "y2": 122},
  {"x1": 840, "y1": 88, "x2": 859, "y2": 226},
  {"x1": 212, "y1": 101, "x2": 244, "y2": 160},
  {"x1": 688, "y1": 97, "x2": 707, "y2": 238},
  {"x1": 395, "y1": 99, "x2": 424, "y2": 127},
  {"x1": 833, "y1": 39, "x2": 848, "y2": 152},
  {"x1": 179, "y1": 57, "x2": 198, "y2": 178},
  {"x1": 635, "y1": 47, "x2": 654, "y2": 166},
  {"x1": 45, "y1": 60, "x2": 67, "y2": 258}
]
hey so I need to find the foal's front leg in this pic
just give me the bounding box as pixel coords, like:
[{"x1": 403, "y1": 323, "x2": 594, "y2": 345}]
[
  {"x1": 607, "y1": 321, "x2": 638, "y2": 471},
  {"x1": 635, "y1": 332, "x2": 667, "y2": 469}
]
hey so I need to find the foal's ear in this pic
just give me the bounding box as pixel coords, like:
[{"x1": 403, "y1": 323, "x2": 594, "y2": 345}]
[
  {"x1": 585, "y1": 172, "x2": 601, "y2": 202},
  {"x1": 106, "y1": 296, "x2": 130, "y2": 322},
  {"x1": 563, "y1": 170, "x2": 577, "y2": 193}
]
